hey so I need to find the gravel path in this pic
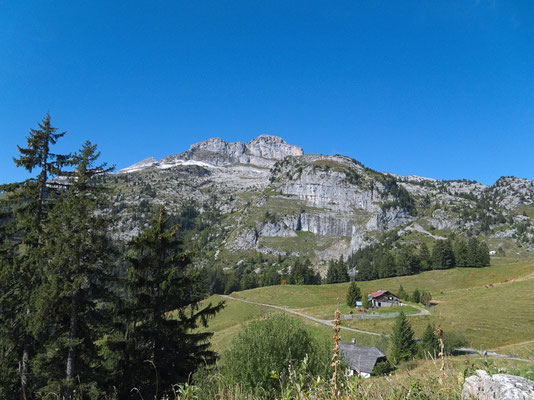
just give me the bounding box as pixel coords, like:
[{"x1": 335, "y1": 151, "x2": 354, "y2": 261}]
[
  {"x1": 220, "y1": 295, "x2": 383, "y2": 336},
  {"x1": 220, "y1": 295, "x2": 533, "y2": 362}
]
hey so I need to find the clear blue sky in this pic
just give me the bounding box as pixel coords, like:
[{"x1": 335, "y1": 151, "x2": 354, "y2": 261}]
[{"x1": 1, "y1": 1, "x2": 533, "y2": 185}]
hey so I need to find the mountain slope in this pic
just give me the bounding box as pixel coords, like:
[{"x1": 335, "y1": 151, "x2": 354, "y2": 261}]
[{"x1": 107, "y1": 135, "x2": 534, "y2": 263}]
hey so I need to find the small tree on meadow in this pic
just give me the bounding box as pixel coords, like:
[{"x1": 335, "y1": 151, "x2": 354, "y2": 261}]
[
  {"x1": 397, "y1": 285, "x2": 408, "y2": 300},
  {"x1": 390, "y1": 312, "x2": 416, "y2": 364},
  {"x1": 362, "y1": 292, "x2": 371, "y2": 309},
  {"x1": 418, "y1": 324, "x2": 440, "y2": 358},
  {"x1": 411, "y1": 288, "x2": 421, "y2": 303},
  {"x1": 346, "y1": 282, "x2": 362, "y2": 307}
]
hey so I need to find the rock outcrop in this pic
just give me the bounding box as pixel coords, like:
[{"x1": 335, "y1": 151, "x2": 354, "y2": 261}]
[
  {"x1": 462, "y1": 370, "x2": 534, "y2": 400},
  {"x1": 160, "y1": 135, "x2": 303, "y2": 168}
]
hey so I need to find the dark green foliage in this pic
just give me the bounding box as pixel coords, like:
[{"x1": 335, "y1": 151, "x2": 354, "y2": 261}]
[
  {"x1": 346, "y1": 282, "x2": 362, "y2": 307},
  {"x1": 377, "y1": 252, "x2": 396, "y2": 278},
  {"x1": 0, "y1": 114, "x2": 71, "y2": 398},
  {"x1": 443, "y1": 331, "x2": 469, "y2": 355},
  {"x1": 372, "y1": 359, "x2": 395, "y2": 376},
  {"x1": 419, "y1": 242, "x2": 432, "y2": 271},
  {"x1": 411, "y1": 288, "x2": 421, "y2": 303},
  {"x1": 397, "y1": 285, "x2": 408, "y2": 300},
  {"x1": 431, "y1": 239, "x2": 456, "y2": 269},
  {"x1": 396, "y1": 246, "x2": 420, "y2": 276},
  {"x1": 455, "y1": 237, "x2": 490, "y2": 268},
  {"x1": 418, "y1": 324, "x2": 440, "y2": 359},
  {"x1": 289, "y1": 258, "x2": 320, "y2": 285},
  {"x1": 221, "y1": 314, "x2": 329, "y2": 397},
  {"x1": 326, "y1": 256, "x2": 349, "y2": 283},
  {"x1": 31, "y1": 142, "x2": 114, "y2": 398},
  {"x1": 362, "y1": 292, "x2": 371, "y2": 309},
  {"x1": 101, "y1": 207, "x2": 224, "y2": 399},
  {"x1": 390, "y1": 312, "x2": 416, "y2": 364}
]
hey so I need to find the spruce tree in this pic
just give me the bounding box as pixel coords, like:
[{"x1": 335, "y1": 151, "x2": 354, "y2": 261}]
[
  {"x1": 346, "y1": 282, "x2": 362, "y2": 307},
  {"x1": 0, "y1": 114, "x2": 70, "y2": 397},
  {"x1": 378, "y1": 252, "x2": 396, "y2": 278},
  {"x1": 418, "y1": 323, "x2": 440, "y2": 358},
  {"x1": 32, "y1": 141, "x2": 114, "y2": 398},
  {"x1": 103, "y1": 207, "x2": 224, "y2": 398},
  {"x1": 390, "y1": 312, "x2": 416, "y2": 363},
  {"x1": 419, "y1": 242, "x2": 431, "y2": 271},
  {"x1": 454, "y1": 238, "x2": 469, "y2": 267},
  {"x1": 477, "y1": 241, "x2": 490, "y2": 267},
  {"x1": 397, "y1": 285, "x2": 408, "y2": 300},
  {"x1": 411, "y1": 288, "x2": 421, "y2": 303}
]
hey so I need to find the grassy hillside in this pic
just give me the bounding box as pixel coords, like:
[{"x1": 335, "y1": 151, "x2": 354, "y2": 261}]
[{"x1": 201, "y1": 259, "x2": 534, "y2": 358}]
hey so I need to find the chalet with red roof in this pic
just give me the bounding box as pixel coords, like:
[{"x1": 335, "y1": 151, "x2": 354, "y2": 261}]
[{"x1": 368, "y1": 290, "x2": 400, "y2": 308}]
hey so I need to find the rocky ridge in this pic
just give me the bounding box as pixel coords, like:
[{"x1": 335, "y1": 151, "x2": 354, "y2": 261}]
[{"x1": 109, "y1": 135, "x2": 534, "y2": 263}]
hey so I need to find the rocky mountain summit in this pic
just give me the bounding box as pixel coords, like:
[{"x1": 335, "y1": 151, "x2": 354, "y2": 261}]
[{"x1": 109, "y1": 135, "x2": 534, "y2": 264}]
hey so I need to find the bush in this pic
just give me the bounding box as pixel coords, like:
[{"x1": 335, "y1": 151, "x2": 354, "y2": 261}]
[
  {"x1": 443, "y1": 331, "x2": 469, "y2": 355},
  {"x1": 221, "y1": 313, "x2": 330, "y2": 397}
]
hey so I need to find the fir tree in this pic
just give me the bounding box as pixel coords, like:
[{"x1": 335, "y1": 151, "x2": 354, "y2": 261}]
[
  {"x1": 419, "y1": 242, "x2": 432, "y2": 271},
  {"x1": 390, "y1": 312, "x2": 416, "y2": 364},
  {"x1": 397, "y1": 285, "x2": 408, "y2": 300},
  {"x1": 378, "y1": 252, "x2": 396, "y2": 278},
  {"x1": 103, "y1": 207, "x2": 224, "y2": 398},
  {"x1": 454, "y1": 238, "x2": 469, "y2": 267},
  {"x1": 346, "y1": 282, "x2": 362, "y2": 307},
  {"x1": 411, "y1": 288, "x2": 421, "y2": 303},
  {"x1": 418, "y1": 324, "x2": 440, "y2": 358},
  {"x1": 0, "y1": 114, "x2": 70, "y2": 397},
  {"x1": 32, "y1": 142, "x2": 114, "y2": 398}
]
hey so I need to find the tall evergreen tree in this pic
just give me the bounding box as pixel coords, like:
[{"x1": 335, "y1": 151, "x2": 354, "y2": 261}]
[
  {"x1": 0, "y1": 114, "x2": 70, "y2": 397},
  {"x1": 454, "y1": 238, "x2": 469, "y2": 267},
  {"x1": 32, "y1": 142, "x2": 114, "y2": 398},
  {"x1": 102, "y1": 207, "x2": 224, "y2": 398},
  {"x1": 419, "y1": 242, "x2": 432, "y2": 271},
  {"x1": 390, "y1": 312, "x2": 416, "y2": 364},
  {"x1": 346, "y1": 282, "x2": 362, "y2": 307},
  {"x1": 431, "y1": 239, "x2": 455, "y2": 269},
  {"x1": 378, "y1": 252, "x2": 396, "y2": 278}
]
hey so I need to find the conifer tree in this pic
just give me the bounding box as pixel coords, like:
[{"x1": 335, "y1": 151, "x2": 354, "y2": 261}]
[
  {"x1": 419, "y1": 242, "x2": 432, "y2": 271},
  {"x1": 346, "y1": 282, "x2": 362, "y2": 307},
  {"x1": 0, "y1": 114, "x2": 70, "y2": 397},
  {"x1": 397, "y1": 285, "x2": 408, "y2": 300},
  {"x1": 378, "y1": 252, "x2": 396, "y2": 278},
  {"x1": 390, "y1": 312, "x2": 416, "y2": 364},
  {"x1": 454, "y1": 238, "x2": 469, "y2": 267},
  {"x1": 411, "y1": 288, "x2": 421, "y2": 303},
  {"x1": 477, "y1": 241, "x2": 490, "y2": 267},
  {"x1": 103, "y1": 207, "x2": 224, "y2": 398},
  {"x1": 32, "y1": 141, "x2": 114, "y2": 398},
  {"x1": 418, "y1": 323, "x2": 440, "y2": 358}
]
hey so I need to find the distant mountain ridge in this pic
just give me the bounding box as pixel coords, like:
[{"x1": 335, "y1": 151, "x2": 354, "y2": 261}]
[{"x1": 109, "y1": 134, "x2": 534, "y2": 264}]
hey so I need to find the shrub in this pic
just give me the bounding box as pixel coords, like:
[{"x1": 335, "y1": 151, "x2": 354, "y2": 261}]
[{"x1": 221, "y1": 313, "x2": 330, "y2": 397}]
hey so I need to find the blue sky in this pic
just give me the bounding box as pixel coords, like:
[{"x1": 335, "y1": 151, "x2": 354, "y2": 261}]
[{"x1": 1, "y1": 1, "x2": 533, "y2": 185}]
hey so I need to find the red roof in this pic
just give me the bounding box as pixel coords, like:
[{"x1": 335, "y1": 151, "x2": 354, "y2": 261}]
[{"x1": 368, "y1": 290, "x2": 392, "y2": 298}]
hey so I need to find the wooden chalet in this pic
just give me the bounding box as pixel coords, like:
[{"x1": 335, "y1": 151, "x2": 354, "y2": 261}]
[{"x1": 368, "y1": 289, "x2": 400, "y2": 308}]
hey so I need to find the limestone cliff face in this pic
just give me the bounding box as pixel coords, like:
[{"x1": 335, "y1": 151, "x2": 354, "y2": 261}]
[
  {"x1": 111, "y1": 135, "x2": 534, "y2": 262},
  {"x1": 159, "y1": 135, "x2": 303, "y2": 168}
]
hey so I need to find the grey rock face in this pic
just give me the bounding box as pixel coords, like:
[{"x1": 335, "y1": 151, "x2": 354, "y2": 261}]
[
  {"x1": 161, "y1": 134, "x2": 303, "y2": 168},
  {"x1": 462, "y1": 370, "x2": 534, "y2": 400}
]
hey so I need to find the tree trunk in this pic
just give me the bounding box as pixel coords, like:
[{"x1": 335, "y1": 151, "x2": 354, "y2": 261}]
[
  {"x1": 20, "y1": 334, "x2": 31, "y2": 400},
  {"x1": 65, "y1": 296, "x2": 78, "y2": 400}
]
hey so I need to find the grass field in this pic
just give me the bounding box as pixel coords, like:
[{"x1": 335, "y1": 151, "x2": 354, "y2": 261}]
[{"x1": 201, "y1": 258, "x2": 534, "y2": 359}]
